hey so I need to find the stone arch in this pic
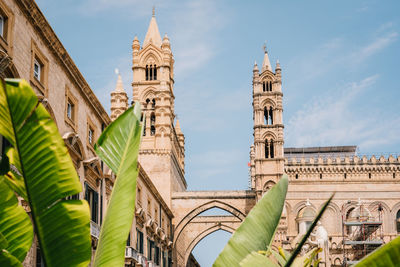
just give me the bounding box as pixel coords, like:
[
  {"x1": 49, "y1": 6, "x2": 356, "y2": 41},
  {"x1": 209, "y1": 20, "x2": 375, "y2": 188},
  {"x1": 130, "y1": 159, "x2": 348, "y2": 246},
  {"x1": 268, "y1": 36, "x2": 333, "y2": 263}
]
[
  {"x1": 184, "y1": 224, "x2": 234, "y2": 265},
  {"x1": 139, "y1": 47, "x2": 163, "y2": 66},
  {"x1": 261, "y1": 98, "x2": 276, "y2": 109},
  {"x1": 62, "y1": 132, "x2": 85, "y2": 168},
  {"x1": 293, "y1": 201, "x2": 317, "y2": 215},
  {"x1": 260, "y1": 73, "x2": 275, "y2": 81},
  {"x1": 37, "y1": 97, "x2": 58, "y2": 127},
  {"x1": 320, "y1": 205, "x2": 339, "y2": 234},
  {"x1": 174, "y1": 200, "x2": 246, "y2": 244},
  {"x1": 0, "y1": 51, "x2": 20, "y2": 79},
  {"x1": 391, "y1": 202, "x2": 400, "y2": 233},
  {"x1": 368, "y1": 201, "x2": 390, "y2": 232},
  {"x1": 261, "y1": 131, "x2": 277, "y2": 141},
  {"x1": 141, "y1": 88, "x2": 156, "y2": 104},
  {"x1": 263, "y1": 180, "x2": 275, "y2": 192}
]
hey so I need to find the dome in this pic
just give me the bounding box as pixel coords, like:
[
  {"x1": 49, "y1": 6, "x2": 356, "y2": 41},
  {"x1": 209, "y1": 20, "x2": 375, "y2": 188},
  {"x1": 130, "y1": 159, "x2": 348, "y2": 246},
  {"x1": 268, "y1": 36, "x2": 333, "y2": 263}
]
[
  {"x1": 297, "y1": 206, "x2": 316, "y2": 220},
  {"x1": 348, "y1": 206, "x2": 371, "y2": 221}
]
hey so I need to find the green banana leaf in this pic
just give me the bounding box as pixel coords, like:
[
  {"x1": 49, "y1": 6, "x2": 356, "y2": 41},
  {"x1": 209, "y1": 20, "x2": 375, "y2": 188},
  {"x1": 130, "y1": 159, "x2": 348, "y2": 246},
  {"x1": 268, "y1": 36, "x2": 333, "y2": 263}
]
[
  {"x1": 240, "y1": 251, "x2": 276, "y2": 267},
  {"x1": 354, "y1": 235, "x2": 400, "y2": 267},
  {"x1": 2, "y1": 147, "x2": 27, "y2": 200},
  {"x1": 213, "y1": 175, "x2": 289, "y2": 267},
  {"x1": 0, "y1": 79, "x2": 91, "y2": 267},
  {"x1": 0, "y1": 249, "x2": 22, "y2": 267},
  {"x1": 284, "y1": 194, "x2": 334, "y2": 267},
  {"x1": 93, "y1": 103, "x2": 142, "y2": 266},
  {"x1": 0, "y1": 177, "x2": 33, "y2": 262}
]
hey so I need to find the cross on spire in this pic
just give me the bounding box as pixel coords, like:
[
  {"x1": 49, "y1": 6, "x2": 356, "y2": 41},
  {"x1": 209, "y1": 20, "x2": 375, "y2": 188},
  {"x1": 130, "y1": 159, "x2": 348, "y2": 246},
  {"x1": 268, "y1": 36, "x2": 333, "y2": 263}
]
[
  {"x1": 263, "y1": 42, "x2": 267, "y2": 54},
  {"x1": 152, "y1": 6, "x2": 155, "y2": 17}
]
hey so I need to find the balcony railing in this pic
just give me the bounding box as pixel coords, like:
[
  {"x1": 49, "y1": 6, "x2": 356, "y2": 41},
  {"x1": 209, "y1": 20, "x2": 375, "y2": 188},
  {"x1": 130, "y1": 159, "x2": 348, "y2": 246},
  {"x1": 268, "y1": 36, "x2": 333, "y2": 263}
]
[
  {"x1": 90, "y1": 221, "x2": 100, "y2": 239},
  {"x1": 125, "y1": 246, "x2": 138, "y2": 261}
]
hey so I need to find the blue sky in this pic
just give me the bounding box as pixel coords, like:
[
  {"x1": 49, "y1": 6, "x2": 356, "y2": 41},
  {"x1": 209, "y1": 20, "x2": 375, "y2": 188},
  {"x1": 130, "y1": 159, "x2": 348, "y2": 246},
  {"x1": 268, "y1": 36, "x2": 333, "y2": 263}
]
[{"x1": 36, "y1": 0, "x2": 400, "y2": 266}]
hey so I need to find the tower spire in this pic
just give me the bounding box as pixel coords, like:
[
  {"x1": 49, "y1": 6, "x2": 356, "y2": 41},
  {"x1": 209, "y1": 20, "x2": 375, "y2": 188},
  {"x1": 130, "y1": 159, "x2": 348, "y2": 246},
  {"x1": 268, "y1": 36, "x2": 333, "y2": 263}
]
[
  {"x1": 262, "y1": 42, "x2": 272, "y2": 72},
  {"x1": 143, "y1": 8, "x2": 162, "y2": 47}
]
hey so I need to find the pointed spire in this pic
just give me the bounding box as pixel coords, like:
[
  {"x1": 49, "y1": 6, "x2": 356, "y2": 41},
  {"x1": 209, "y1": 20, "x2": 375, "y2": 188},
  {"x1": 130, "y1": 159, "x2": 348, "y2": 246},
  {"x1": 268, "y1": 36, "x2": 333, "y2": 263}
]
[
  {"x1": 114, "y1": 69, "x2": 125, "y2": 93},
  {"x1": 262, "y1": 43, "x2": 272, "y2": 72},
  {"x1": 175, "y1": 119, "x2": 183, "y2": 135},
  {"x1": 143, "y1": 8, "x2": 162, "y2": 47}
]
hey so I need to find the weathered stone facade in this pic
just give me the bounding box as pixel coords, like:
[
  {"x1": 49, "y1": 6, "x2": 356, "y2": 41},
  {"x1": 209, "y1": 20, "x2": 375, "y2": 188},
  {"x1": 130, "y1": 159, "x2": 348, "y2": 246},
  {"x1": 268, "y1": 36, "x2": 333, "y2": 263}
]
[
  {"x1": 2, "y1": 1, "x2": 400, "y2": 266},
  {"x1": 0, "y1": 1, "x2": 175, "y2": 266}
]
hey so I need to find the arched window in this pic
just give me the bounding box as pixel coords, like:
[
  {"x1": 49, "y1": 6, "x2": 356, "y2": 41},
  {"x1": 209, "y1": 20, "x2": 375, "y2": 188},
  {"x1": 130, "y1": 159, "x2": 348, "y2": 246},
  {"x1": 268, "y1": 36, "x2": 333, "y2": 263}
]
[
  {"x1": 346, "y1": 208, "x2": 355, "y2": 234},
  {"x1": 265, "y1": 140, "x2": 269, "y2": 159},
  {"x1": 154, "y1": 64, "x2": 157, "y2": 80},
  {"x1": 269, "y1": 107, "x2": 273, "y2": 124},
  {"x1": 264, "y1": 107, "x2": 268, "y2": 125},
  {"x1": 270, "y1": 140, "x2": 274, "y2": 158},
  {"x1": 396, "y1": 210, "x2": 400, "y2": 233},
  {"x1": 265, "y1": 139, "x2": 274, "y2": 159},
  {"x1": 152, "y1": 99, "x2": 156, "y2": 108},
  {"x1": 150, "y1": 113, "x2": 156, "y2": 136},
  {"x1": 269, "y1": 81, "x2": 272, "y2": 91},
  {"x1": 263, "y1": 81, "x2": 266, "y2": 92},
  {"x1": 145, "y1": 65, "x2": 149, "y2": 81}
]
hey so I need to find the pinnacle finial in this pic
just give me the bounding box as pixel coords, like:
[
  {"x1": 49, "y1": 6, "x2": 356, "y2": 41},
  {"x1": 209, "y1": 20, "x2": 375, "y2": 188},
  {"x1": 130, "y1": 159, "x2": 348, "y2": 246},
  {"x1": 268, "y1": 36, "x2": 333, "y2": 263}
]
[{"x1": 152, "y1": 6, "x2": 155, "y2": 17}]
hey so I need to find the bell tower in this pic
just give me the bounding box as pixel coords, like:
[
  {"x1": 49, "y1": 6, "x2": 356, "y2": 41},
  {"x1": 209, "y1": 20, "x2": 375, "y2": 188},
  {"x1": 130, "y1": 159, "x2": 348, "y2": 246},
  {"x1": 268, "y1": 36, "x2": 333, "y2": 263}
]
[
  {"x1": 250, "y1": 45, "x2": 284, "y2": 201},
  {"x1": 131, "y1": 10, "x2": 186, "y2": 207}
]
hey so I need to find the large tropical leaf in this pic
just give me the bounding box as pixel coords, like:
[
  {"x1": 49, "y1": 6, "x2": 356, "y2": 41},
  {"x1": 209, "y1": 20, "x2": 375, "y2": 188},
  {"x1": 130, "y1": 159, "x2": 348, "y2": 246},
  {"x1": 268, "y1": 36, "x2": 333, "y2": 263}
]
[
  {"x1": 284, "y1": 194, "x2": 334, "y2": 267},
  {"x1": 213, "y1": 175, "x2": 289, "y2": 267},
  {"x1": 93, "y1": 103, "x2": 142, "y2": 266},
  {"x1": 240, "y1": 251, "x2": 276, "y2": 267},
  {"x1": 0, "y1": 177, "x2": 33, "y2": 262},
  {"x1": 0, "y1": 79, "x2": 91, "y2": 266},
  {"x1": 354, "y1": 235, "x2": 400, "y2": 267}
]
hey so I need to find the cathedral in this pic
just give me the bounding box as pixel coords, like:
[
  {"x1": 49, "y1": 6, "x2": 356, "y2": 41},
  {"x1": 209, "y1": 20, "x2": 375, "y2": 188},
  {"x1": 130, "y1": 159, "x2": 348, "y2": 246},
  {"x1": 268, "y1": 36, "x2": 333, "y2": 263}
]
[{"x1": 1, "y1": 0, "x2": 399, "y2": 266}]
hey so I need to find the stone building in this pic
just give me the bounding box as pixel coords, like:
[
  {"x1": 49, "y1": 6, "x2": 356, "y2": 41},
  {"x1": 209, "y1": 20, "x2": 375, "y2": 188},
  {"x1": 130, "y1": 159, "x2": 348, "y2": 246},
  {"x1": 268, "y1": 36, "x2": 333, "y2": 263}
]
[
  {"x1": 0, "y1": 1, "x2": 176, "y2": 266},
  {"x1": 1, "y1": 0, "x2": 400, "y2": 266}
]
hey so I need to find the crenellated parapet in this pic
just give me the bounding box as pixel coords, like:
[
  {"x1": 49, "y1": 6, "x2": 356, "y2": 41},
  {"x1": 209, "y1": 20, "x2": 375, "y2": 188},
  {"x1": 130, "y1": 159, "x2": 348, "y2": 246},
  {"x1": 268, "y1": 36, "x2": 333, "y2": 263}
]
[{"x1": 285, "y1": 154, "x2": 400, "y2": 181}]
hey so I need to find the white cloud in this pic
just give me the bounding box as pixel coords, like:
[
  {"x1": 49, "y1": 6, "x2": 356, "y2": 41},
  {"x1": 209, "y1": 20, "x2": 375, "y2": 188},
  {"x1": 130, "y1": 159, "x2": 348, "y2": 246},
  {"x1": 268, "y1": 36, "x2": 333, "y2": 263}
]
[
  {"x1": 286, "y1": 75, "x2": 400, "y2": 151},
  {"x1": 170, "y1": 0, "x2": 228, "y2": 78},
  {"x1": 351, "y1": 32, "x2": 398, "y2": 63},
  {"x1": 287, "y1": 24, "x2": 398, "y2": 87}
]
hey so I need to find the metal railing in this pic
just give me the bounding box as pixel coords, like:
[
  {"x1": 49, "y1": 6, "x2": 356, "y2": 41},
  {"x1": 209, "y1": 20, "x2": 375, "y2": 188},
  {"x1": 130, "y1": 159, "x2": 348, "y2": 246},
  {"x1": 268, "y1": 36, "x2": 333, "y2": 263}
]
[{"x1": 90, "y1": 221, "x2": 100, "y2": 239}]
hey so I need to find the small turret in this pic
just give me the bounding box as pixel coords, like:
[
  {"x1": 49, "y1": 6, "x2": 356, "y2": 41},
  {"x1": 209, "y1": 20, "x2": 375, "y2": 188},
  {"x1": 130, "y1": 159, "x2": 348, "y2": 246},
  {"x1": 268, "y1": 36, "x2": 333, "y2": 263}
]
[
  {"x1": 253, "y1": 60, "x2": 259, "y2": 72},
  {"x1": 132, "y1": 35, "x2": 140, "y2": 51},
  {"x1": 110, "y1": 69, "x2": 128, "y2": 121},
  {"x1": 162, "y1": 33, "x2": 171, "y2": 53}
]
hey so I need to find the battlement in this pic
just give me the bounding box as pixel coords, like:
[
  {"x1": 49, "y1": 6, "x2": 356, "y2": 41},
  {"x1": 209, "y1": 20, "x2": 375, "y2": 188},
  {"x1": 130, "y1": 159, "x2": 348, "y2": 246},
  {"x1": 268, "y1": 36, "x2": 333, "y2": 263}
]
[{"x1": 285, "y1": 153, "x2": 400, "y2": 166}]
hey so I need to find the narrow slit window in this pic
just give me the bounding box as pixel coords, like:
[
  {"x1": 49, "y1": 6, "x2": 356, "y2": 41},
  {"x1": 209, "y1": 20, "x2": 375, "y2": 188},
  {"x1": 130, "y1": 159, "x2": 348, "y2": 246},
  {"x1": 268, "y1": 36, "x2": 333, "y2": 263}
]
[
  {"x1": 154, "y1": 64, "x2": 157, "y2": 80},
  {"x1": 145, "y1": 65, "x2": 149, "y2": 81},
  {"x1": 265, "y1": 140, "x2": 269, "y2": 159},
  {"x1": 270, "y1": 140, "x2": 274, "y2": 158},
  {"x1": 264, "y1": 107, "x2": 268, "y2": 125},
  {"x1": 0, "y1": 15, "x2": 4, "y2": 38},
  {"x1": 269, "y1": 107, "x2": 273, "y2": 124}
]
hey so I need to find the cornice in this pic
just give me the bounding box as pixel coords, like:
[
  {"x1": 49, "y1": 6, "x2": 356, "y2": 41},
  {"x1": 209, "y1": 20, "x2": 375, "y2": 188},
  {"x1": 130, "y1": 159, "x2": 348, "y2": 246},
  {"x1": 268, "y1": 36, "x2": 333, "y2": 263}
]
[{"x1": 16, "y1": 0, "x2": 111, "y2": 125}]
